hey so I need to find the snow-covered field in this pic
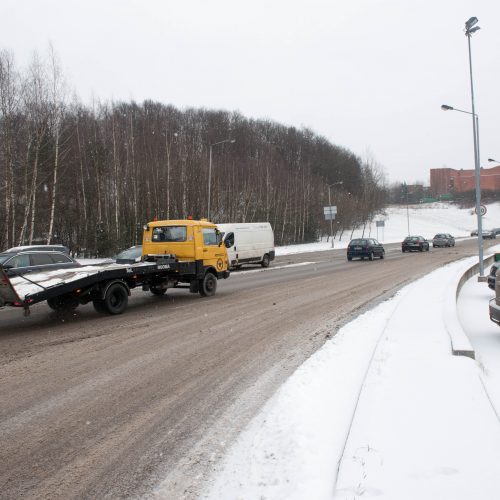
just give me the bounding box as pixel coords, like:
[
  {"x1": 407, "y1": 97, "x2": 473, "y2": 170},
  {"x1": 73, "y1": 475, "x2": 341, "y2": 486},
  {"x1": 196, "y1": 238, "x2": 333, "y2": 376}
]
[
  {"x1": 202, "y1": 206, "x2": 500, "y2": 499},
  {"x1": 276, "y1": 201, "x2": 500, "y2": 255}
]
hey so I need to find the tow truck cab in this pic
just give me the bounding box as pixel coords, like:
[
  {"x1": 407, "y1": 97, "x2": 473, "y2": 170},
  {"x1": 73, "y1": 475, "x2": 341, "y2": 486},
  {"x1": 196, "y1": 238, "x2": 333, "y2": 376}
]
[{"x1": 142, "y1": 219, "x2": 229, "y2": 277}]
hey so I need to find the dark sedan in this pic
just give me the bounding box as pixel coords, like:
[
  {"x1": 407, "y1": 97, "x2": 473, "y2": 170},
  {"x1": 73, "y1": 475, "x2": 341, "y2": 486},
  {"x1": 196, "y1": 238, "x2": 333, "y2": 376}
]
[
  {"x1": 0, "y1": 250, "x2": 81, "y2": 277},
  {"x1": 115, "y1": 245, "x2": 143, "y2": 264},
  {"x1": 432, "y1": 233, "x2": 455, "y2": 248},
  {"x1": 402, "y1": 236, "x2": 429, "y2": 252},
  {"x1": 488, "y1": 263, "x2": 498, "y2": 291},
  {"x1": 347, "y1": 238, "x2": 385, "y2": 261},
  {"x1": 482, "y1": 229, "x2": 496, "y2": 240}
]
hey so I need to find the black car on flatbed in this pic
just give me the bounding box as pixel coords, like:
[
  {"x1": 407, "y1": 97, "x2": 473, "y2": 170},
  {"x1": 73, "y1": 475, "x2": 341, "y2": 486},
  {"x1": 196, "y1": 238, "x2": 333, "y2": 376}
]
[
  {"x1": 0, "y1": 250, "x2": 80, "y2": 277},
  {"x1": 347, "y1": 238, "x2": 385, "y2": 261}
]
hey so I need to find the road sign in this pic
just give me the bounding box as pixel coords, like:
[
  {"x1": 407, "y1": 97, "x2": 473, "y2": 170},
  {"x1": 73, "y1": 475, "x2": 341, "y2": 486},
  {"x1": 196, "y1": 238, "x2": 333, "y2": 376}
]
[
  {"x1": 323, "y1": 205, "x2": 337, "y2": 215},
  {"x1": 475, "y1": 204, "x2": 487, "y2": 216},
  {"x1": 324, "y1": 213, "x2": 336, "y2": 220},
  {"x1": 376, "y1": 220, "x2": 385, "y2": 227}
]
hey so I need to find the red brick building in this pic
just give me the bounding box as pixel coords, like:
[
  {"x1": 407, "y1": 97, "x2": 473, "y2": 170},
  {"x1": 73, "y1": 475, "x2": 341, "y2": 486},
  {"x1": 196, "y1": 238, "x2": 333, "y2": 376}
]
[{"x1": 430, "y1": 166, "x2": 500, "y2": 196}]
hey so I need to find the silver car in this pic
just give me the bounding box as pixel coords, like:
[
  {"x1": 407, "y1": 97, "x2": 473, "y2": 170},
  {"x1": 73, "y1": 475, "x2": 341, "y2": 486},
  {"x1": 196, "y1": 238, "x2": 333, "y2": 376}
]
[{"x1": 432, "y1": 233, "x2": 455, "y2": 248}]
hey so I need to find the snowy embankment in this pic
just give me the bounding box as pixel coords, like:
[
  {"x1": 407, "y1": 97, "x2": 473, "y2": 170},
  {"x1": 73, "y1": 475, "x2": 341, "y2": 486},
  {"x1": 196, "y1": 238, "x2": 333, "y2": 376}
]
[
  {"x1": 205, "y1": 251, "x2": 500, "y2": 500},
  {"x1": 276, "y1": 201, "x2": 500, "y2": 255},
  {"x1": 60, "y1": 202, "x2": 497, "y2": 498}
]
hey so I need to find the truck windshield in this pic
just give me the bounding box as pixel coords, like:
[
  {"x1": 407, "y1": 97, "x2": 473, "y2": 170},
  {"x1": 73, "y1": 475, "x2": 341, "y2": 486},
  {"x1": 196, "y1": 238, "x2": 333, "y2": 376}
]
[{"x1": 152, "y1": 226, "x2": 187, "y2": 242}]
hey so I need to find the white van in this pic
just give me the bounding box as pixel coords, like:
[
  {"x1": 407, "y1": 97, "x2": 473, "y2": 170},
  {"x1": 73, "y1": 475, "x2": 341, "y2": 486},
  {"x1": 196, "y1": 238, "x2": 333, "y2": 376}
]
[{"x1": 217, "y1": 223, "x2": 275, "y2": 269}]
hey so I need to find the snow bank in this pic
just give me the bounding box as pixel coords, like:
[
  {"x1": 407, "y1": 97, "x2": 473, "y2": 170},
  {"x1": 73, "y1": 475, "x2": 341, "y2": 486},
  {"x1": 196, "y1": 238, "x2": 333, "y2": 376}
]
[{"x1": 204, "y1": 256, "x2": 500, "y2": 500}]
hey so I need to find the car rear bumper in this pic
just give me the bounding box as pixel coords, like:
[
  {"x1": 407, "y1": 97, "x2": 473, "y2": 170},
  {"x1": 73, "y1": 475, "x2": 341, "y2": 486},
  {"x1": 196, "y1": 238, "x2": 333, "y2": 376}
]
[
  {"x1": 402, "y1": 245, "x2": 424, "y2": 251},
  {"x1": 347, "y1": 250, "x2": 371, "y2": 258}
]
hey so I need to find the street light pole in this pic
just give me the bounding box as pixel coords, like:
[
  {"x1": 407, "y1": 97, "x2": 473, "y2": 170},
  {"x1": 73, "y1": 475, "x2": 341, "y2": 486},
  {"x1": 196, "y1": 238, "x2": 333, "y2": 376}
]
[
  {"x1": 465, "y1": 16, "x2": 484, "y2": 277},
  {"x1": 442, "y1": 105, "x2": 484, "y2": 276},
  {"x1": 327, "y1": 181, "x2": 343, "y2": 248},
  {"x1": 208, "y1": 139, "x2": 235, "y2": 220}
]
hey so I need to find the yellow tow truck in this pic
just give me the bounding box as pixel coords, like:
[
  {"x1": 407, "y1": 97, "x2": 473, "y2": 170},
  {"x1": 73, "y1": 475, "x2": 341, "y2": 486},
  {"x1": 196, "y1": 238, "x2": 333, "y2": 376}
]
[{"x1": 0, "y1": 219, "x2": 230, "y2": 315}]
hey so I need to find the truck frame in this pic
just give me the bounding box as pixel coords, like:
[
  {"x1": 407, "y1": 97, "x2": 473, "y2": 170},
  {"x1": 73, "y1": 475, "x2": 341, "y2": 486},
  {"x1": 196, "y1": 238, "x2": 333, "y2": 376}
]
[{"x1": 0, "y1": 256, "x2": 229, "y2": 316}]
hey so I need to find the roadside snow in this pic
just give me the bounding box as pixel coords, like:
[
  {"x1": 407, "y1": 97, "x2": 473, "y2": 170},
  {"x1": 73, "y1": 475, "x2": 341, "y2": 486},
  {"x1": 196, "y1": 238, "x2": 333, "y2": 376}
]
[
  {"x1": 204, "y1": 256, "x2": 500, "y2": 500},
  {"x1": 275, "y1": 201, "x2": 500, "y2": 255}
]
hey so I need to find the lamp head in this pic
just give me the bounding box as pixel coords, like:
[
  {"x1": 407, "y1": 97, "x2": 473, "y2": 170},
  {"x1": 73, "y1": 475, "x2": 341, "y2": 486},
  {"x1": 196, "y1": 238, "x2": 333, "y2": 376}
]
[
  {"x1": 465, "y1": 17, "x2": 478, "y2": 30},
  {"x1": 441, "y1": 104, "x2": 454, "y2": 111}
]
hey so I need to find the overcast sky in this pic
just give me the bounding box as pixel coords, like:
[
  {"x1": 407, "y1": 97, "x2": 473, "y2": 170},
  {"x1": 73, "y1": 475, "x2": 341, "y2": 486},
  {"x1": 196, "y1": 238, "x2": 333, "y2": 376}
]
[{"x1": 2, "y1": 0, "x2": 499, "y2": 184}]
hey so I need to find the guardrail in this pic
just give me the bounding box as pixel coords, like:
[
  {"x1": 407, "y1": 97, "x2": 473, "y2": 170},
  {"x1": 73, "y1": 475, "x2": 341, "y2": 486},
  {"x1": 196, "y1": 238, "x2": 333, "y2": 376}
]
[{"x1": 446, "y1": 254, "x2": 495, "y2": 359}]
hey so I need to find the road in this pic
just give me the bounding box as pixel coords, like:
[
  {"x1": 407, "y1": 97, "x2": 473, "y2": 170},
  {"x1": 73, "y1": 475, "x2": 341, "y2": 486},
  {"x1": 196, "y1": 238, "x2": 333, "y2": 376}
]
[{"x1": 0, "y1": 239, "x2": 494, "y2": 499}]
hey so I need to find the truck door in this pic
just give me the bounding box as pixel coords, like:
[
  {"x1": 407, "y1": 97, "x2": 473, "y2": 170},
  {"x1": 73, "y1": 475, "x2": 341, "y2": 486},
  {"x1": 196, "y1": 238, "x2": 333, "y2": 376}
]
[
  {"x1": 202, "y1": 227, "x2": 228, "y2": 273},
  {"x1": 223, "y1": 232, "x2": 236, "y2": 265}
]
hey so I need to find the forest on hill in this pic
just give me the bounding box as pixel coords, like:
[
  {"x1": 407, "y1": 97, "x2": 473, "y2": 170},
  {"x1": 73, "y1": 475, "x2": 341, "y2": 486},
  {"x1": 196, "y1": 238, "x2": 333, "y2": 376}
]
[{"x1": 0, "y1": 50, "x2": 386, "y2": 254}]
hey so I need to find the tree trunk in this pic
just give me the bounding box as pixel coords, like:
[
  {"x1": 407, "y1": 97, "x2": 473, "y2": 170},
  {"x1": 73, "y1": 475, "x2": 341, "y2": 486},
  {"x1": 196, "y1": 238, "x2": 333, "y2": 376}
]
[{"x1": 47, "y1": 122, "x2": 60, "y2": 244}]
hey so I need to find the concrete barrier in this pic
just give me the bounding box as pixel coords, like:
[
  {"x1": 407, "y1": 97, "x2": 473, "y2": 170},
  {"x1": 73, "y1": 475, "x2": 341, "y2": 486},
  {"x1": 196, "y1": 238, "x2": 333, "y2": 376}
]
[{"x1": 446, "y1": 254, "x2": 495, "y2": 359}]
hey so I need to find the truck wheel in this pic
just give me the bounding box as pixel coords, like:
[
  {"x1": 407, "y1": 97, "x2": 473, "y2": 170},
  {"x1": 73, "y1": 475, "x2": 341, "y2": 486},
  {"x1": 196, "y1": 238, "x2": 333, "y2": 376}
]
[
  {"x1": 261, "y1": 254, "x2": 270, "y2": 268},
  {"x1": 199, "y1": 272, "x2": 217, "y2": 297},
  {"x1": 150, "y1": 287, "x2": 167, "y2": 296},
  {"x1": 103, "y1": 283, "x2": 128, "y2": 314}
]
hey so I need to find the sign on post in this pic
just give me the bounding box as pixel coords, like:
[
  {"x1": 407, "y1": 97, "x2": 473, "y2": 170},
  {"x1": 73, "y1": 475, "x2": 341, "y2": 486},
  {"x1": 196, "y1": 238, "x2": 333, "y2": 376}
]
[
  {"x1": 375, "y1": 220, "x2": 385, "y2": 241},
  {"x1": 323, "y1": 206, "x2": 337, "y2": 220}
]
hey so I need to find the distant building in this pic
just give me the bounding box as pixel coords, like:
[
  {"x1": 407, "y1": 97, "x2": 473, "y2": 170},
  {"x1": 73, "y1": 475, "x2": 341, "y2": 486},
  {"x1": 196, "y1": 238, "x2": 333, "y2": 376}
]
[{"x1": 430, "y1": 166, "x2": 500, "y2": 196}]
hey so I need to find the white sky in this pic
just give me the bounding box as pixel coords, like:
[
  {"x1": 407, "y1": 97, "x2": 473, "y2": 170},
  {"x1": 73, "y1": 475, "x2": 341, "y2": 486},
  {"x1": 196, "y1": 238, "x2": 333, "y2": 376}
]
[{"x1": 2, "y1": 0, "x2": 499, "y2": 184}]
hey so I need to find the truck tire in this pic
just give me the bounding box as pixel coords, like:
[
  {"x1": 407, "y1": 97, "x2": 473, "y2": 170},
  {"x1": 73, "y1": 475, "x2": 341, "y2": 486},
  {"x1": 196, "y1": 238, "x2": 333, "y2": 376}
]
[
  {"x1": 261, "y1": 254, "x2": 270, "y2": 268},
  {"x1": 199, "y1": 272, "x2": 217, "y2": 297},
  {"x1": 150, "y1": 287, "x2": 167, "y2": 296},
  {"x1": 103, "y1": 282, "x2": 128, "y2": 314}
]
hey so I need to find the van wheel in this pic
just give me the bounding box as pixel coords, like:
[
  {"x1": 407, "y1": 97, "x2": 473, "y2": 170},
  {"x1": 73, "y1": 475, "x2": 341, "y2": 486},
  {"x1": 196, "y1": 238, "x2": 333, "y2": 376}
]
[
  {"x1": 369, "y1": 252, "x2": 374, "y2": 261},
  {"x1": 199, "y1": 272, "x2": 217, "y2": 297},
  {"x1": 347, "y1": 256, "x2": 352, "y2": 261},
  {"x1": 380, "y1": 252, "x2": 385, "y2": 259},
  {"x1": 261, "y1": 254, "x2": 270, "y2": 268},
  {"x1": 103, "y1": 283, "x2": 128, "y2": 314}
]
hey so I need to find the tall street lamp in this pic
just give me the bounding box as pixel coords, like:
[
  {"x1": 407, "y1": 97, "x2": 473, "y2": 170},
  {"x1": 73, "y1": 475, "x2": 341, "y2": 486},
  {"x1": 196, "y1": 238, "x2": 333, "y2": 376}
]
[
  {"x1": 465, "y1": 16, "x2": 485, "y2": 277},
  {"x1": 327, "y1": 181, "x2": 343, "y2": 248},
  {"x1": 208, "y1": 139, "x2": 235, "y2": 220},
  {"x1": 442, "y1": 102, "x2": 484, "y2": 276}
]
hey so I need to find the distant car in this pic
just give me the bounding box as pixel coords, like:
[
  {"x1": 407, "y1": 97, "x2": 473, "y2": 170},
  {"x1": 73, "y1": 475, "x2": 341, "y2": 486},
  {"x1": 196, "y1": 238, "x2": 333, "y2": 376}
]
[
  {"x1": 490, "y1": 266, "x2": 500, "y2": 326},
  {"x1": 4, "y1": 244, "x2": 70, "y2": 255},
  {"x1": 488, "y1": 263, "x2": 498, "y2": 291},
  {"x1": 0, "y1": 250, "x2": 80, "y2": 277},
  {"x1": 115, "y1": 245, "x2": 143, "y2": 264},
  {"x1": 492, "y1": 228, "x2": 500, "y2": 235},
  {"x1": 432, "y1": 233, "x2": 455, "y2": 248},
  {"x1": 482, "y1": 229, "x2": 496, "y2": 240},
  {"x1": 471, "y1": 229, "x2": 478, "y2": 236},
  {"x1": 402, "y1": 236, "x2": 429, "y2": 252},
  {"x1": 347, "y1": 238, "x2": 385, "y2": 261}
]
